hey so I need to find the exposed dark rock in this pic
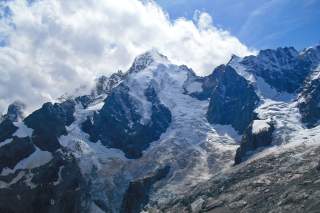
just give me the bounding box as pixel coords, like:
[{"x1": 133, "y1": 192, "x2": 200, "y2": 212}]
[
  {"x1": 95, "y1": 75, "x2": 109, "y2": 95},
  {"x1": 73, "y1": 71, "x2": 124, "y2": 109},
  {"x1": 121, "y1": 166, "x2": 170, "y2": 213},
  {"x1": 316, "y1": 161, "x2": 320, "y2": 171},
  {"x1": 206, "y1": 65, "x2": 259, "y2": 133},
  {"x1": 83, "y1": 83, "x2": 171, "y2": 159},
  {"x1": 241, "y1": 47, "x2": 316, "y2": 93},
  {"x1": 75, "y1": 95, "x2": 93, "y2": 109},
  {"x1": 95, "y1": 71, "x2": 124, "y2": 96},
  {"x1": 298, "y1": 75, "x2": 320, "y2": 128},
  {"x1": 0, "y1": 102, "x2": 26, "y2": 143},
  {"x1": 4, "y1": 101, "x2": 26, "y2": 122},
  {"x1": 0, "y1": 119, "x2": 17, "y2": 143},
  {"x1": 24, "y1": 100, "x2": 76, "y2": 152},
  {"x1": 0, "y1": 150, "x2": 89, "y2": 213},
  {"x1": 0, "y1": 137, "x2": 35, "y2": 173},
  {"x1": 235, "y1": 120, "x2": 275, "y2": 164},
  {"x1": 300, "y1": 45, "x2": 320, "y2": 67}
]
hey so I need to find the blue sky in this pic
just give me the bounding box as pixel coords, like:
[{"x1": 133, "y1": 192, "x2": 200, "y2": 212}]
[{"x1": 156, "y1": 0, "x2": 320, "y2": 50}]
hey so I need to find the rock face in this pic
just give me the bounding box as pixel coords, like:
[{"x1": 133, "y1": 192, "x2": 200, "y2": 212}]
[
  {"x1": 298, "y1": 66, "x2": 320, "y2": 128},
  {"x1": 240, "y1": 47, "x2": 313, "y2": 93},
  {"x1": 0, "y1": 100, "x2": 88, "y2": 213},
  {"x1": 4, "y1": 101, "x2": 26, "y2": 122},
  {"x1": 206, "y1": 65, "x2": 259, "y2": 133},
  {"x1": 0, "y1": 102, "x2": 25, "y2": 143},
  {"x1": 0, "y1": 119, "x2": 18, "y2": 143},
  {"x1": 75, "y1": 70, "x2": 124, "y2": 109},
  {"x1": 82, "y1": 50, "x2": 172, "y2": 159},
  {"x1": 24, "y1": 100, "x2": 76, "y2": 152},
  {"x1": 94, "y1": 70, "x2": 124, "y2": 96},
  {"x1": 235, "y1": 120, "x2": 274, "y2": 164},
  {"x1": 0, "y1": 150, "x2": 88, "y2": 213},
  {"x1": 83, "y1": 83, "x2": 172, "y2": 159},
  {"x1": 0, "y1": 137, "x2": 35, "y2": 173},
  {"x1": 120, "y1": 166, "x2": 170, "y2": 213}
]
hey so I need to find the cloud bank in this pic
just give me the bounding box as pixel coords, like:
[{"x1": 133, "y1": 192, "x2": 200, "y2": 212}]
[{"x1": 0, "y1": 0, "x2": 253, "y2": 113}]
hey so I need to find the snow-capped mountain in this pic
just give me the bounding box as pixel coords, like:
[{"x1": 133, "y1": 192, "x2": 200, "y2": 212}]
[{"x1": 1, "y1": 45, "x2": 320, "y2": 213}]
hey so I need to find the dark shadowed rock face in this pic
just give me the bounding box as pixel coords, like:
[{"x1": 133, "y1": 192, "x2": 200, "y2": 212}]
[
  {"x1": 0, "y1": 119, "x2": 17, "y2": 143},
  {"x1": 0, "y1": 102, "x2": 26, "y2": 143},
  {"x1": 75, "y1": 95, "x2": 93, "y2": 109},
  {"x1": 300, "y1": 45, "x2": 320, "y2": 67},
  {"x1": 235, "y1": 120, "x2": 274, "y2": 165},
  {"x1": 298, "y1": 74, "x2": 320, "y2": 128},
  {"x1": 0, "y1": 150, "x2": 89, "y2": 213},
  {"x1": 0, "y1": 137, "x2": 35, "y2": 173},
  {"x1": 4, "y1": 101, "x2": 26, "y2": 122},
  {"x1": 83, "y1": 83, "x2": 172, "y2": 159},
  {"x1": 95, "y1": 71, "x2": 124, "y2": 96},
  {"x1": 75, "y1": 71, "x2": 124, "y2": 109},
  {"x1": 206, "y1": 65, "x2": 259, "y2": 133},
  {"x1": 241, "y1": 47, "x2": 317, "y2": 93},
  {"x1": 24, "y1": 100, "x2": 76, "y2": 152},
  {"x1": 121, "y1": 166, "x2": 170, "y2": 213}
]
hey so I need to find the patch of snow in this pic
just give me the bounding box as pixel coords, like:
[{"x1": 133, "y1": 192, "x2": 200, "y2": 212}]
[
  {"x1": 191, "y1": 197, "x2": 205, "y2": 213},
  {"x1": 212, "y1": 124, "x2": 241, "y2": 142},
  {"x1": 133, "y1": 49, "x2": 170, "y2": 69},
  {"x1": 53, "y1": 165, "x2": 64, "y2": 186},
  {"x1": 86, "y1": 101, "x2": 105, "y2": 111},
  {"x1": 1, "y1": 147, "x2": 52, "y2": 176},
  {"x1": 229, "y1": 57, "x2": 295, "y2": 102},
  {"x1": 0, "y1": 138, "x2": 12, "y2": 148},
  {"x1": 24, "y1": 172, "x2": 37, "y2": 189},
  {"x1": 255, "y1": 99, "x2": 303, "y2": 144},
  {"x1": 255, "y1": 77, "x2": 295, "y2": 102},
  {"x1": 90, "y1": 202, "x2": 106, "y2": 213},
  {"x1": 148, "y1": 49, "x2": 170, "y2": 65},
  {"x1": 252, "y1": 120, "x2": 270, "y2": 134},
  {"x1": 13, "y1": 122, "x2": 33, "y2": 138},
  {"x1": 186, "y1": 81, "x2": 203, "y2": 93},
  {"x1": 242, "y1": 123, "x2": 320, "y2": 167},
  {"x1": 310, "y1": 65, "x2": 320, "y2": 80},
  {"x1": 59, "y1": 101, "x2": 128, "y2": 176},
  {"x1": 127, "y1": 71, "x2": 153, "y2": 125},
  {"x1": 0, "y1": 171, "x2": 25, "y2": 189},
  {"x1": 228, "y1": 56, "x2": 256, "y2": 83}
]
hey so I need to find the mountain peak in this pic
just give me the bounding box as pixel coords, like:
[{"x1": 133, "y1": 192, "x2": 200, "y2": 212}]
[
  {"x1": 300, "y1": 44, "x2": 320, "y2": 65},
  {"x1": 4, "y1": 101, "x2": 26, "y2": 122},
  {"x1": 137, "y1": 49, "x2": 169, "y2": 62},
  {"x1": 128, "y1": 49, "x2": 169, "y2": 73},
  {"x1": 227, "y1": 54, "x2": 241, "y2": 64},
  {"x1": 258, "y1": 46, "x2": 299, "y2": 59}
]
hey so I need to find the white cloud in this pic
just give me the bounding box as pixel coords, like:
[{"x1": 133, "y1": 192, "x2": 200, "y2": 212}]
[{"x1": 0, "y1": 0, "x2": 254, "y2": 113}]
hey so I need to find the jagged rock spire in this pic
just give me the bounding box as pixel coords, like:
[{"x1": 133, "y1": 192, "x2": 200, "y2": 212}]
[{"x1": 4, "y1": 101, "x2": 26, "y2": 122}]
